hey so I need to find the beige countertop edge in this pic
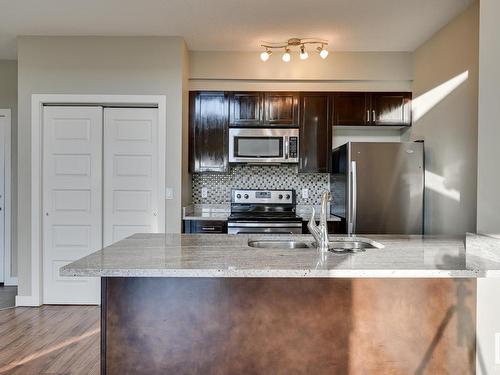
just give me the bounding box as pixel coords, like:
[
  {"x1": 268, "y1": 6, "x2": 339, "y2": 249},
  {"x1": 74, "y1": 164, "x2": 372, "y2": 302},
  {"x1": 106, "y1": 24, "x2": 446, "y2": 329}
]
[{"x1": 60, "y1": 268, "x2": 494, "y2": 278}]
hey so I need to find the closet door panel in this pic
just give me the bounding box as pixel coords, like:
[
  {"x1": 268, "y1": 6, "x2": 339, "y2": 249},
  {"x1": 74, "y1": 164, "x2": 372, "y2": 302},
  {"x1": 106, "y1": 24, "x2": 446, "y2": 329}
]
[
  {"x1": 0, "y1": 116, "x2": 5, "y2": 283},
  {"x1": 103, "y1": 108, "x2": 160, "y2": 247},
  {"x1": 42, "y1": 106, "x2": 102, "y2": 304}
]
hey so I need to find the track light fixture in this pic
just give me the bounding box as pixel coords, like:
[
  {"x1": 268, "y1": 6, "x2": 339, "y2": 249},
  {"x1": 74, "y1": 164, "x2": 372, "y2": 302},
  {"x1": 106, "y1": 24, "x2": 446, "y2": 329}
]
[
  {"x1": 282, "y1": 48, "x2": 291, "y2": 62},
  {"x1": 260, "y1": 48, "x2": 272, "y2": 62},
  {"x1": 317, "y1": 44, "x2": 329, "y2": 59},
  {"x1": 260, "y1": 38, "x2": 329, "y2": 62},
  {"x1": 299, "y1": 45, "x2": 309, "y2": 60}
]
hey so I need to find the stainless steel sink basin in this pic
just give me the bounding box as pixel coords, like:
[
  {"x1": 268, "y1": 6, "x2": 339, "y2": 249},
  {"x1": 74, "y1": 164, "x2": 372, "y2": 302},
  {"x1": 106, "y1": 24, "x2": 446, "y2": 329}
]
[
  {"x1": 248, "y1": 238, "x2": 382, "y2": 252},
  {"x1": 327, "y1": 240, "x2": 377, "y2": 253},
  {"x1": 248, "y1": 240, "x2": 312, "y2": 249}
]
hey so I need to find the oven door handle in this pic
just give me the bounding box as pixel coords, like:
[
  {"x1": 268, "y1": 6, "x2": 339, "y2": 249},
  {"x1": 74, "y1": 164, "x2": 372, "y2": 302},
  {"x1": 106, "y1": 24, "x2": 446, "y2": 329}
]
[{"x1": 228, "y1": 222, "x2": 302, "y2": 228}]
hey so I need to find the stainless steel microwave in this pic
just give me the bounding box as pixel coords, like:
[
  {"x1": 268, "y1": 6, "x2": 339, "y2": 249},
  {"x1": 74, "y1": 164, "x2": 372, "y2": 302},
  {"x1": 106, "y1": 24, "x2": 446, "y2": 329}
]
[{"x1": 229, "y1": 128, "x2": 299, "y2": 164}]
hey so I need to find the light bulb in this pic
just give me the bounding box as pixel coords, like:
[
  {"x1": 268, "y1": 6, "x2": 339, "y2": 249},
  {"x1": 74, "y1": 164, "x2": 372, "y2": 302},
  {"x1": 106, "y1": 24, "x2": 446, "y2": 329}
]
[
  {"x1": 282, "y1": 49, "x2": 291, "y2": 62},
  {"x1": 299, "y1": 45, "x2": 308, "y2": 60},
  {"x1": 260, "y1": 50, "x2": 271, "y2": 62},
  {"x1": 319, "y1": 48, "x2": 329, "y2": 59}
]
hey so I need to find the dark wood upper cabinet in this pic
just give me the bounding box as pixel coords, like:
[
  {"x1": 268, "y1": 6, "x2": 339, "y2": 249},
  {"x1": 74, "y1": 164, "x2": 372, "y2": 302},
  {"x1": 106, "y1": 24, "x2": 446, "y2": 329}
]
[
  {"x1": 299, "y1": 93, "x2": 332, "y2": 173},
  {"x1": 371, "y1": 92, "x2": 412, "y2": 126},
  {"x1": 189, "y1": 91, "x2": 229, "y2": 173},
  {"x1": 333, "y1": 92, "x2": 412, "y2": 127},
  {"x1": 333, "y1": 93, "x2": 369, "y2": 126},
  {"x1": 229, "y1": 92, "x2": 263, "y2": 126},
  {"x1": 263, "y1": 92, "x2": 299, "y2": 126},
  {"x1": 188, "y1": 90, "x2": 412, "y2": 174}
]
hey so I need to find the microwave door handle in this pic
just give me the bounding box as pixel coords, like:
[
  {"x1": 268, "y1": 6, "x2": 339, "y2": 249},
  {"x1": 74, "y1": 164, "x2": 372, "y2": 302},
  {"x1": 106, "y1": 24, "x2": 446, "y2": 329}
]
[{"x1": 284, "y1": 137, "x2": 289, "y2": 159}]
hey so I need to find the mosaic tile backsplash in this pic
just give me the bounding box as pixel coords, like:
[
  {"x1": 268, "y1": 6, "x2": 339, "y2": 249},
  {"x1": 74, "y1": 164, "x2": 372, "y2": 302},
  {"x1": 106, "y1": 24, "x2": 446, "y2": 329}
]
[{"x1": 192, "y1": 165, "x2": 329, "y2": 205}]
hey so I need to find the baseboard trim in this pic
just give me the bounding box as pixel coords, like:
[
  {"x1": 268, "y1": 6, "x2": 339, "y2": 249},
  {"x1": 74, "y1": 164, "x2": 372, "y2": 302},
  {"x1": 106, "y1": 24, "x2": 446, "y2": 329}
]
[
  {"x1": 3, "y1": 277, "x2": 18, "y2": 286},
  {"x1": 15, "y1": 295, "x2": 41, "y2": 307}
]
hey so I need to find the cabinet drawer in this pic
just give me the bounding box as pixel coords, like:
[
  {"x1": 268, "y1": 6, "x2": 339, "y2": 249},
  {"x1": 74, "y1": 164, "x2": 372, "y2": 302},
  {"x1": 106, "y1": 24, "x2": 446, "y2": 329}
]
[{"x1": 184, "y1": 220, "x2": 228, "y2": 234}]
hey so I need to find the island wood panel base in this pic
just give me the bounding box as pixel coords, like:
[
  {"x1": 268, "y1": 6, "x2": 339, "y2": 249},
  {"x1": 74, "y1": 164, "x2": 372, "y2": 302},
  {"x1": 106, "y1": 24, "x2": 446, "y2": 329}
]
[{"x1": 101, "y1": 277, "x2": 476, "y2": 375}]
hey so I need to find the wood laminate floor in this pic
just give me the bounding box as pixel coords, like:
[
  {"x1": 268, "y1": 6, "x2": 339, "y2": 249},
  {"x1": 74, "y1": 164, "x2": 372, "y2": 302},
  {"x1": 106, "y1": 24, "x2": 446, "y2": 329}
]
[{"x1": 0, "y1": 306, "x2": 100, "y2": 374}]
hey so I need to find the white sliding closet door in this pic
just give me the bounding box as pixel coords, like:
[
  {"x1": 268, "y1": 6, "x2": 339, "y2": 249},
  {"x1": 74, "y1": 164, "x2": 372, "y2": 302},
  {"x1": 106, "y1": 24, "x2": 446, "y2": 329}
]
[
  {"x1": 0, "y1": 116, "x2": 5, "y2": 283},
  {"x1": 42, "y1": 106, "x2": 102, "y2": 304},
  {"x1": 103, "y1": 108, "x2": 160, "y2": 247}
]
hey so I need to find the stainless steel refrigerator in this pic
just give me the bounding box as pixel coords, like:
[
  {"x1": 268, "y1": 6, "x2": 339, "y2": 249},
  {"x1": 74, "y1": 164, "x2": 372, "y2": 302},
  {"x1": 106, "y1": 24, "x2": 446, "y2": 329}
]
[{"x1": 331, "y1": 142, "x2": 424, "y2": 235}]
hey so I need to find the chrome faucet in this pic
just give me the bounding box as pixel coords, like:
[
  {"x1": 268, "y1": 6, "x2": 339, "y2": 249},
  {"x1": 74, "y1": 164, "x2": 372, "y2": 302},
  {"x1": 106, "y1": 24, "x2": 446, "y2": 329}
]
[{"x1": 308, "y1": 191, "x2": 330, "y2": 252}]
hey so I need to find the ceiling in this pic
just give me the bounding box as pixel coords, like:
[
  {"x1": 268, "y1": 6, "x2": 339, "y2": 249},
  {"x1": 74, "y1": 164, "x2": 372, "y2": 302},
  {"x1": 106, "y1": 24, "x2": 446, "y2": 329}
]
[{"x1": 0, "y1": 0, "x2": 473, "y2": 59}]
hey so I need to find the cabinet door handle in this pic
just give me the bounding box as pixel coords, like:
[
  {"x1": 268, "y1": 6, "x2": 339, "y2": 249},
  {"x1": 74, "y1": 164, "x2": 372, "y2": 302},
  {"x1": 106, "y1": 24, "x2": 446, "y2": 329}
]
[
  {"x1": 367, "y1": 110, "x2": 370, "y2": 122},
  {"x1": 202, "y1": 226, "x2": 217, "y2": 231},
  {"x1": 372, "y1": 110, "x2": 376, "y2": 122}
]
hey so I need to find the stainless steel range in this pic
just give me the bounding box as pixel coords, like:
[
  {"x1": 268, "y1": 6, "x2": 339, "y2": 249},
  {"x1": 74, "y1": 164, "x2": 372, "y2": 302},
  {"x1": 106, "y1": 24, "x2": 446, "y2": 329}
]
[{"x1": 227, "y1": 189, "x2": 303, "y2": 235}]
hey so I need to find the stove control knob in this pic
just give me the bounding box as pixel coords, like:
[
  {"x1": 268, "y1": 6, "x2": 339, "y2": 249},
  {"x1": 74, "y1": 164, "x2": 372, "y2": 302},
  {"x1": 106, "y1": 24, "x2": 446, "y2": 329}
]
[
  {"x1": 244, "y1": 194, "x2": 249, "y2": 199},
  {"x1": 278, "y1": 194, "x2": 283, "y2": 200},
  {"x1": 236, "y1": 194, "x2": 241, "y2": 199},
  {"x1": 286, "y1": 194, "x2": 291, "y2": 200}
]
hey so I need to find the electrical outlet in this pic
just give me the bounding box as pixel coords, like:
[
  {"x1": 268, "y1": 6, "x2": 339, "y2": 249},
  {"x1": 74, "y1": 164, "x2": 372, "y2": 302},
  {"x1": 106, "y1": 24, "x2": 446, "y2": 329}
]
[
  {"x1": 165, "y1": 188, "x2": 173, "y2": 200},
  {"x1": 302, "y1": 188, "x2": 309, "y2": 199},
  {"x1": 201, "y1": 187, "x2": 208, "y2": 198},
  {"x1": 495, "y1": 332, "x2": 500, "y2": 365}
]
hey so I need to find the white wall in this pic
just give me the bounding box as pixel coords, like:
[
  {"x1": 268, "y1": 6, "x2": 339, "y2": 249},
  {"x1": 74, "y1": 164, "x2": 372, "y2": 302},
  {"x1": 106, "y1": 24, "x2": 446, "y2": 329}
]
[
  {"x1": 477, "y1": 2, "x2": 500, "y2": 236},
  {"x1": 16, "y1": 36, "x2": 188, "y2": 298},
  {"x1": 404, "y1": 2, "x2": 479, "y2": 235},
  {"x1": 476, "y1": 0, "x2": 500, "y2": 373},
  {"x1": 0, "y1": 59, "x2": 17, "y2": 279},
  {"x1": 333, "y1": 129, "x2": 402, "y2": 149},
  {"x1": 190, "y1": 51, "x2": 413, "y2": 83},
  {"x1": 190, "y1": 50, "x2": 413, "y2": 92}
]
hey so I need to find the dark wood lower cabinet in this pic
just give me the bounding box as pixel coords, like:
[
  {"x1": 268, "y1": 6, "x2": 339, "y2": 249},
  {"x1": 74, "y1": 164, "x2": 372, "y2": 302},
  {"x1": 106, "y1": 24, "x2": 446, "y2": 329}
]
[
  {"x1": 101, "y1": 277, "x2": 476, "y2": 375},
  {"x1": 183, "y1": 220, "x2": 227, "y2": 234}
]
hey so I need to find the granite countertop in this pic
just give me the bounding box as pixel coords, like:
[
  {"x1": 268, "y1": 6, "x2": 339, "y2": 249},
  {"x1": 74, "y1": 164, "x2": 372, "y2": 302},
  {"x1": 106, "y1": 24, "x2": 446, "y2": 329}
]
[
  {"x1": 61, "y1": 233, "x2": 500, "y2": 278},
  {"x1": 182, "y1": 204, "x2": 230, "y2": 221},
  {"x1": 182, "y1": 204, "x2": 342, "y2": 222}
]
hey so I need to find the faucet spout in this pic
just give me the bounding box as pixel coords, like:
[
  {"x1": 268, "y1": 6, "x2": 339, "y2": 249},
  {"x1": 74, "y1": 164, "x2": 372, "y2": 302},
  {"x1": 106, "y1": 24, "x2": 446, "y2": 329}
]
[{"x1": 307, "y1": 191, "x2": 330, "y2": 252}]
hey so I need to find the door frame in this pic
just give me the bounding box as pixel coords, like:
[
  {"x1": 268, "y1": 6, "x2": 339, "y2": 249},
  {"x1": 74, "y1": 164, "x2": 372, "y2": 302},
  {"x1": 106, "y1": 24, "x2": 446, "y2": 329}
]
[
  {"x1": 25, "y1": 94, "x2": 166, "y2": 307},
  {"x1": 0, "y1": 109, "x2": 14, "y2": 286}
]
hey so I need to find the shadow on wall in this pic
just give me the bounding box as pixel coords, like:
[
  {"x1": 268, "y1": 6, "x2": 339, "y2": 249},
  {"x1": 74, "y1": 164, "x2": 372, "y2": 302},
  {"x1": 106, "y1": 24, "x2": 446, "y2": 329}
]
[
  {"x1": 407, "y1": 70, "x2": 473, "y2": 234},
  {"x1": 412, "y1": 70, "x2": 469, "y2": 202},
  {"x1": 412, "y1": 71, "x2": 469, "y2": 122},
  {"x1": 348, "y1": 278, "x2": 477, "y2": 374},
  {"x1": 415, "y1": 278, "x2": 479, "y2": 375}
]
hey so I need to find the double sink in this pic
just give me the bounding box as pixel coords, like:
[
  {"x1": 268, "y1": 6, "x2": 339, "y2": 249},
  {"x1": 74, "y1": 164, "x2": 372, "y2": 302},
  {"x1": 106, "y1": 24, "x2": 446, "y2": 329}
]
[{"x1": 248, "y1": 237, "x2": 384, "y2": 253}]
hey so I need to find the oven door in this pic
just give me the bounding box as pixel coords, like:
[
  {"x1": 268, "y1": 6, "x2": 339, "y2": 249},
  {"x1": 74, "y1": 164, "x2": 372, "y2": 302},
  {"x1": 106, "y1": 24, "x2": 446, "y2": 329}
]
[
  {"x1": 229, "y1": 128, "x2": 298, "y2": 163},
  {"x1": 227, "y1": 221, "x2": 303, "y2": 235}
]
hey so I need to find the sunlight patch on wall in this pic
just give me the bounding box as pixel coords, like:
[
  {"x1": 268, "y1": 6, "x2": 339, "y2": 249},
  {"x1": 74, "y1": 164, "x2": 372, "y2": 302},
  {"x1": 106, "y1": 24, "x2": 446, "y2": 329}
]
[
  {"x1": 425, "y1": 170, "x2": 461, "y2": 202},
  {"x1": 412, "y1": 71, "x2": 469, "y2": 122}
]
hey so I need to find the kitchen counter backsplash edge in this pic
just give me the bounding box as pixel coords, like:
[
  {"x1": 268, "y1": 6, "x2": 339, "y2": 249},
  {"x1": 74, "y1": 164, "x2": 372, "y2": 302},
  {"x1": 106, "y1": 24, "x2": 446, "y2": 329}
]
[
  {"x1": 192, "y1": 165, "x2": 331, "y2": 205},
  {"x1": 182, "y1": 204, "x2": 342, "y2": 222}
]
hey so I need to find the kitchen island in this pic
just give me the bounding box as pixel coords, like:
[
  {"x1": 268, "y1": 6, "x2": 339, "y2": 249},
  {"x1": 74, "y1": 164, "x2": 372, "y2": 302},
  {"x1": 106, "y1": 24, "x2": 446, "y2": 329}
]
[{"x1": 62, "y1": 233, "x2": 500, "y2": 375}]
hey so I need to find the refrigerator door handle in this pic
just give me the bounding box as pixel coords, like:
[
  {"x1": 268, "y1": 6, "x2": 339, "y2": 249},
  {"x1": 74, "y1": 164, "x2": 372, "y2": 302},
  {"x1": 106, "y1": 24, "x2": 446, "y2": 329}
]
[{"x1": 350, "y1": 160, "x2": 357, "y2": 234}]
